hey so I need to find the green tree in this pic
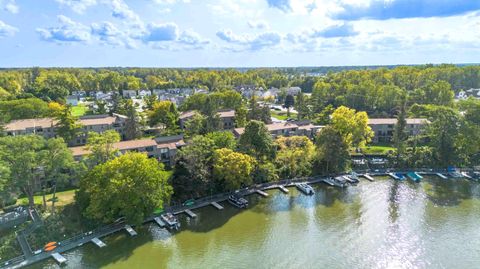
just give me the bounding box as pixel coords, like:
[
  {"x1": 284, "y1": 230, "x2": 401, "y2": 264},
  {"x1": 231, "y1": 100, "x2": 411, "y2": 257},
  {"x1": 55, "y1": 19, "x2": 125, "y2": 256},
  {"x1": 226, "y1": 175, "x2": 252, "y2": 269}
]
[
  {"x1": 235, "y1": 105, "x2": 247, "y2": 128},
  {"x1": 284, "y1": 94, "x2": 295, "y2": 117},
  {"x1": 275, "y1": 136, "x2": 314, "y2": 179},
  {"x1": 85, "y1": 130, "x2": 121, "y2": 166},
  {"x1": 40, "y1": 138, "x2": 76, "y2": 213},
  {"x1": 331, "y1": 106, "x2": 373, "y2": 148},
  {"x1": 77, "y1": 152, "x2": 172, "y2": 225},
  {"x1": 213, "y1": 148, "x2": 256, "y2": 190},
  {"x1": 205, "y1": 131, "x2": 237, "y2": 150},
  {"x1": 0, "y1": 135, "x2": 46, "y2": 207},
  {"x1": 124, "y1": 99, "x2": 141, "y2": 140},
  {"x1": 239, "y1": 120, "x2": 275, "y2": 160},
  {"x1": 314, "y1": 126, "x2": 350, "y2": 174},
  {"x1": 148, "y1": 101, "x2": 180, "y2": 135},
  {"x1": 393, "y1": 95, "x2": 408, "y2": 167},
  {"x1": 184, "y1": 112, "x2": 206, "y2": 137},
  {"x1": 172, "y1": 136, "x2": 215, "y2": 200},
  {"x1": 55, "y1": 105, "x2": 82, "y2": 145},
  {"x1": 295, "y1": 92, "x2": 310, "y2": 120}
]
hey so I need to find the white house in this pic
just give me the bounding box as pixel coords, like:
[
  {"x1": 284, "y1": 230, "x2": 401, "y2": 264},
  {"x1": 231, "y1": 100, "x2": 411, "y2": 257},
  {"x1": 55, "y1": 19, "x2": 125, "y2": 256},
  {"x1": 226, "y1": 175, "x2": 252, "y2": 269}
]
[
  {"x1": 122, "y1": 90, "x2": 137, "y2": 98},
  {"x1": 66, "y1": 95, "x2": 78, "y2": 106},
  {"x1": 139, "y1": 89, "x2": 152, "y2": 98}
]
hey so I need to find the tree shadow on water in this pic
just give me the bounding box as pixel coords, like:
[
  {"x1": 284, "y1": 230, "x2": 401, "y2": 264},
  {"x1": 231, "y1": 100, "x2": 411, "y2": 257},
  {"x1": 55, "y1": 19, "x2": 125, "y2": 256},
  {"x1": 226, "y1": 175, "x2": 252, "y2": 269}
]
[{"x1": 424, "y1": 179, "x2": 478, "y2": 207}]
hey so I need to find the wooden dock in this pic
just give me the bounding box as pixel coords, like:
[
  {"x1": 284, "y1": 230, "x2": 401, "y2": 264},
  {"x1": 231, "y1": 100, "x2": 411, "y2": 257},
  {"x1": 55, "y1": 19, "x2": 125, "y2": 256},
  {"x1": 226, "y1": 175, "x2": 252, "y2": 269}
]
[
  {"x1": 51, "y1": 253, "x2": 66, "y2": 265},
  {"x1": 154, "y1": 217, "x2": 166, "y2": 227},
  {"x1": 184, "y1": 209, "x2": 197, "y2": 218},
  {"x1": 388, "y1": 173, "x2": 401, "y2": 180},
  {"x1": 436, "y1": 173, "x2": 448, "y2": 179},
  {"x1": 278, "y1": 185, "x2": 289, "y2": 193},
  {"x1": 461, "y1": 172, "x2": 472, "y2": 179},
  {"x1": 91, "y1": 237, "x2": 106, "y2": 248},
  {"x1": 124, "y1": 225, "x2": 137, "y2": 236},
  {"x1": 255, "y1": 189, "x2": 269, "y2": 197},
  {"x1": 211, "y1": 202, "x2": 224, "y2": 210},
  {"x1": 361, "y1": 174, "x2": 375, "y2": 182}
]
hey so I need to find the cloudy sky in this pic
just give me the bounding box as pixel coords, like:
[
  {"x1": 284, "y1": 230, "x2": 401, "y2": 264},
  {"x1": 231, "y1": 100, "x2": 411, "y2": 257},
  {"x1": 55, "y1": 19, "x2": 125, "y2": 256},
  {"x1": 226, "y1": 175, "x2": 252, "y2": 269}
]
[{"x1": 0, "y1": 0, "x2": 479, "y2": 67}]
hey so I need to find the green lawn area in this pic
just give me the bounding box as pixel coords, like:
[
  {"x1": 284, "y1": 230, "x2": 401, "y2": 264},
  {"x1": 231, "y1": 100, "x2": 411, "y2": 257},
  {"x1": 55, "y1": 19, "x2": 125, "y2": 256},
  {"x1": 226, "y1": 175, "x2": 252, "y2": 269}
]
[
  {"x1": 16, "y1": 189, "x2": 77, "y2": 207},
  {"x1": 270, "y1": 110, "x2": 297, "y2": 120},
  {"x1": 71, "y1": 104, "x2": 89, "y2": 117},
  {"x1": 360, "y1": 145, "x2": 395, "y2": 155}
]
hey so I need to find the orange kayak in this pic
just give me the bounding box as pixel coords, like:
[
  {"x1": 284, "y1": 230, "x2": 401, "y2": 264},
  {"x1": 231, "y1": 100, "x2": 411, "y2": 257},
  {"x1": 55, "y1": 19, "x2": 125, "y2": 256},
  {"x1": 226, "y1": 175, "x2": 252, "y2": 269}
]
[
  {"x1": 45, "y1": 242, "x2": 57, "y2": 247},
  {"x1": 44, "y1": 245, "x2": 57, "y2": 252}
]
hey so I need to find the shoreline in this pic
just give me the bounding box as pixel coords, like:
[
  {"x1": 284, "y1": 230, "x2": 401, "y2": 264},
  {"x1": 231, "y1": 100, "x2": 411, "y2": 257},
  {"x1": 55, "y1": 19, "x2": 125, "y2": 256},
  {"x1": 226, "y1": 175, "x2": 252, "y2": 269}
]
[{"x1": 2, "y1": 168, "x2": 478, "y2": 269}]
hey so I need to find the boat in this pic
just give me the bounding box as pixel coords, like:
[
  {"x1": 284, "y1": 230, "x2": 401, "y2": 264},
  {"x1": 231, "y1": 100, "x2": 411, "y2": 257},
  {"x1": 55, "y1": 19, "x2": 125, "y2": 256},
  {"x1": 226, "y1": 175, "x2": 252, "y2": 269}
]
[
  {"x1": 228, "y1": 194, "x2": 249, "y2": 208},
  {"x1": 160, "y1": 213, "x2": 181, "y2": 230},
  {"x1": 369, "y1": 158, "x2": 387, "y2": 165},
  {"x1": 447, "y1": 166, "x2": 463, "y2": 178},
  {"x1": 44, "y1": 245, "x2": 57, "y2": 252},
  {"x1": 322, "y1": 177, "x2": 335, "y2": 186},
  {"x1": 333, "y1": 176, "x2": 348, "y2": 187},
  {"x1": 406, "y1": 172, "x2": 423, "y2": 182},
  {"x1": 395, "y1": 173, "x2": 406, "y2": 180},
  {"x1": 349, "y1": 172, "x2": 360, "y2": 183},
  {"x1": 296, "y1": 183, "x2": 315, "y2": 195}
]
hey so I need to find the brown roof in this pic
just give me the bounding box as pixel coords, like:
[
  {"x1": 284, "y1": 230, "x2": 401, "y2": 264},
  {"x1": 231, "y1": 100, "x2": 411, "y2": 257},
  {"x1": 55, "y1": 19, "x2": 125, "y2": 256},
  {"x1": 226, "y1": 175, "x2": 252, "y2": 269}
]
[
  {"x1": 5, "y1": 115, "x2": 123, "y2": 132},
  {"x1": 70, "y1": 138, "x2": 185, "y2": 157},
  {"x1": 234, "y1": 122, "x2": 299, "y2": 136},
  {"x1": 70, "y1": 138, "x2": 158, "y2": 157},
  {"x1": 5, "y1": 118, "x2": 57, "y2": 131},
  {"x1": 179, "y1": 111, "x2": 196, "y2": 120},
  {"x1": 79, "y1": 116, "x2": 117, "y2": 126},
  {"x1": 368, "y1": 118, "x2": 429, "y2": 125},
  {"x1": 218, "y1": 110, "x2": 235, "y2": 118}
]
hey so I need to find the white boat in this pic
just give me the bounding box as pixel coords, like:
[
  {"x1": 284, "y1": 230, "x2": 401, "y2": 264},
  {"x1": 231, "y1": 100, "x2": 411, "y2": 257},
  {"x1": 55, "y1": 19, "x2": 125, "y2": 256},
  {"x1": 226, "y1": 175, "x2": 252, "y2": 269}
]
[
  {"x1": 296, "y1": 183, "x2": 315, "y2": 195},
  {"x1": 228, "y1": 194, "x2": 248, "y2": 208},
  {"x1": 160, "y1": 213, "x2": 180, "y2": 230}
]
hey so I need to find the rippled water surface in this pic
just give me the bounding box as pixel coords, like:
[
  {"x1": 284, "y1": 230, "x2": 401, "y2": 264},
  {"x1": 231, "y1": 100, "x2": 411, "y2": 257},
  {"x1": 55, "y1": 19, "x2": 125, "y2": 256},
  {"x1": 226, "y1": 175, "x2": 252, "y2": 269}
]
[{"x1": 30, "y1": 177, "x2": 480, "y2": 269}]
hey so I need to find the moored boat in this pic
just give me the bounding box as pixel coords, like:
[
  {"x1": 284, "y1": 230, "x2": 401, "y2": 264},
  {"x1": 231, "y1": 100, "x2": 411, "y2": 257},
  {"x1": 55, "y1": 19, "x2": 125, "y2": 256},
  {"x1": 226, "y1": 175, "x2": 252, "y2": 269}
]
[
  {"x1": 228, "y1": 194, "x2": 249, "y2": 208},
  {"x1": 160, "y1": 213, "x2": 181, "y2": 230},
  {"x1": 296, "y1": 183, "x2": 315, "y2": 195}
]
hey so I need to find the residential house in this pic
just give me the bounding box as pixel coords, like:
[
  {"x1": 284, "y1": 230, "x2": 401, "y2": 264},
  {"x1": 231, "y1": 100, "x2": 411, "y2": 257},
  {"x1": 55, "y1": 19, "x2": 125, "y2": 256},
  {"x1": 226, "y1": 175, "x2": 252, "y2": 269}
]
[
  {"x1": 4, "y1": 114, "x2": 128, "y2": 146},
  {"x1": 368, "y1": 118, "x2": 429, "y2": 143},
  {"x1": 122, "y1": 90, "x2": 137, "y2": 99},
  {"x1": 138, "y1": 89, "x2": 152, "y2": 98},
  {"x1": 233, "y1": 121, "x2": 321, "y2": 139},
  {"x1": 70, "y1": 135, "x2": 185, "y2": 166},
  {"x1": 287, "y1": 86, "x2": 302, "y2": 96},
  {"x1": 66, "y1": 95, "x2": 78, "y2": 106},
  {"x1": 179, "y1": 109, "x2": 236, "y2": 130}
]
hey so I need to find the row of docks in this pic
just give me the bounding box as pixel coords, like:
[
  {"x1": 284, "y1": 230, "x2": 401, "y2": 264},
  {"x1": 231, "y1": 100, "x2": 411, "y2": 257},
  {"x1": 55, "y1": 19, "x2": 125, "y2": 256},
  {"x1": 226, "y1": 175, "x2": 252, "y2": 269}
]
[{"x1": 31, "y1": 171, "x2": 480, "y2": 267}]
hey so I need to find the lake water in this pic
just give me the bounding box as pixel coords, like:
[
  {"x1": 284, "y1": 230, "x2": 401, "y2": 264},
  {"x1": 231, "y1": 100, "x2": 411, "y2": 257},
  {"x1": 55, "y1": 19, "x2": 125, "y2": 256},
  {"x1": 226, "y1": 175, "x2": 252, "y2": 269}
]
[{"x1": 29, "y1": 176, "x2": 480, "y2": 269}]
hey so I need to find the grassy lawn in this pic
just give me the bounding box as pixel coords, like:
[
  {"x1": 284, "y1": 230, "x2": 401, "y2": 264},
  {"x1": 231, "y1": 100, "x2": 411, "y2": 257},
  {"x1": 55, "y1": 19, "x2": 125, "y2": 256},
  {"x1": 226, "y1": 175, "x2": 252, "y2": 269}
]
[
  {"x1": 16, "y1": 189, "x2": 77, "y2": 207},
  {"x1": 71, "y1": 104, "x2": 89, "y2": 117},
  {"x1": 360, "y1": 145, "x2": 395, "y2": 155},
  {"x1": 270, "y1": 110, "x2": 297, "y2": 120}
]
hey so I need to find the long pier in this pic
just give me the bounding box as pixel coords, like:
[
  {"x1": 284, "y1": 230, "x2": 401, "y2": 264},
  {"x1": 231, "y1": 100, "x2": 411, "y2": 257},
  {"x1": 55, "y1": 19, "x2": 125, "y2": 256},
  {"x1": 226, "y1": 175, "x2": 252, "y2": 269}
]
[
  {"x1": 3, "y1": 168, "x2": 478, "y2": 269},
  {"x1": 361, "y1": 174, "x2": 375, "y2": 182}
]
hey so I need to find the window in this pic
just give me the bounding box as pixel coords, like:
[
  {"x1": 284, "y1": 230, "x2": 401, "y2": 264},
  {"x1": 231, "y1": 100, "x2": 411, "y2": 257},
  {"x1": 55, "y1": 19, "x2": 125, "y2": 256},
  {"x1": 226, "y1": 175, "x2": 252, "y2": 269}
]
[{"x1": 146, "y1": 146, "x2": 154, "y2": 152}]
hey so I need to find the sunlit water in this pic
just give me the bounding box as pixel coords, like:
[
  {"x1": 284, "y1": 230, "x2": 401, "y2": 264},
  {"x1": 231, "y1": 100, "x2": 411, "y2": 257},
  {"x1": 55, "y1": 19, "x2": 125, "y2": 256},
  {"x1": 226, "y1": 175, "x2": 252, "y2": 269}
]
[{"x1": 30, "y1": 177, "x2": 480, "y2": 269}]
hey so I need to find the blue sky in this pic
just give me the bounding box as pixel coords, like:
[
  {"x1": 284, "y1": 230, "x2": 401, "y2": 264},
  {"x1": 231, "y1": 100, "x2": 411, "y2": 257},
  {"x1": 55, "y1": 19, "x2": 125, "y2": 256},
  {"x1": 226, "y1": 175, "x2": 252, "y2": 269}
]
[{"x1": 0, "y1": 0, "x2": 479, "y2": 67}]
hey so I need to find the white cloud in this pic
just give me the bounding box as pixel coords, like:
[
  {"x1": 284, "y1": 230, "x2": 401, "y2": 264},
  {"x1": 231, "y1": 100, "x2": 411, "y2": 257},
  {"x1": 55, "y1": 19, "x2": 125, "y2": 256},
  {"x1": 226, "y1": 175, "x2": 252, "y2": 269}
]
[
  {"x1": 110, "y1": 0, "x2": 140, "y2": 22},
  {"x1": 248, "y1": 20, "x2": 269, "y2": 30},
  {"x1": 216, "y1": 29, "x2": 281, "y2": 51},
  {"x1": 55, "y1": 0, "x2": 97, "y2": 14},
  {"x1": 153, "y1": 0, "x2": 190, "y2": 4},
  {"x1": 4, "y1": 0, "x2": 18, "y2": 13},
  {"x1": 37, "y1": 15, "x2": 91, "y2": 43},
  {"x1": 91, "y1": 21, "x2": 137, "y2": 48},
  {"x1": 0, "y1": 20, "x2": 17, "y2": 38}
]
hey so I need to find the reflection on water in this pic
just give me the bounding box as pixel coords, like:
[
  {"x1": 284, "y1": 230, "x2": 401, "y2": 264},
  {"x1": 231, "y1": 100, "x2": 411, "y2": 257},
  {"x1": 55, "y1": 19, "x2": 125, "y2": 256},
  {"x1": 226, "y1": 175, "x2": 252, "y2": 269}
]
[{"x1": 30, "y1": 177, "x2": 480, "y2": 269}]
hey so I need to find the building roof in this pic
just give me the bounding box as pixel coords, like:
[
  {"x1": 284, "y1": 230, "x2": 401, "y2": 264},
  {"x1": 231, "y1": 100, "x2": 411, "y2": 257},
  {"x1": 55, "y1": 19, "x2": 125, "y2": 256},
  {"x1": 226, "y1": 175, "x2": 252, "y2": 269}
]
[
  {"x1": 234, "y1": 122, "x2": 299, "y2": 136},
  {"x1": 218, "y1": 110, "x2": 235, "y2": 118},
  {"x1": 6, "y1": 114, "x2": 126, "y2": 132},
  {"x1": 179, "y1": 111, "x2": 196, "y2": 120},
  {"x1": 70, "y1": 138, "x2": 185, "y2": 157},
  {"x1": 79, "y1": 116, "x2": 117, "y2": 126},
  {"x1": 70, "y1": 138, "x2": 158, "y2": 157},
  {"x1": 368, "y1": 118, "x2": 429, "y2": 125},
  {"x1": 5, "y1": 118, "x2": 56, "y2": 131}
]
